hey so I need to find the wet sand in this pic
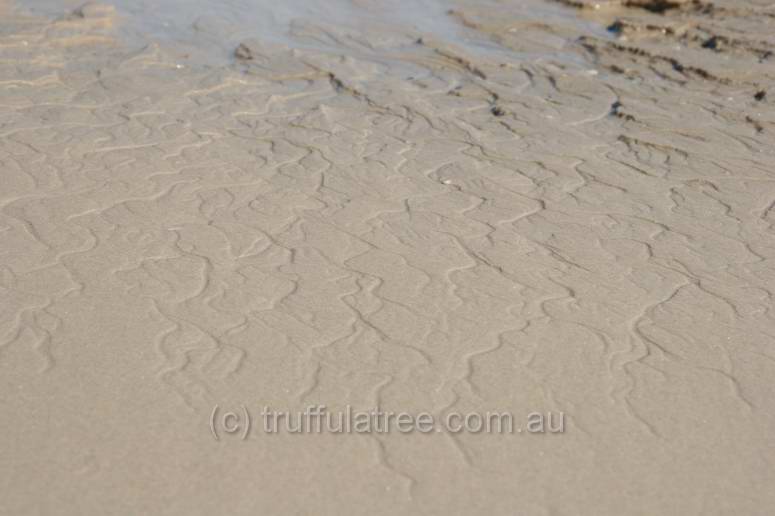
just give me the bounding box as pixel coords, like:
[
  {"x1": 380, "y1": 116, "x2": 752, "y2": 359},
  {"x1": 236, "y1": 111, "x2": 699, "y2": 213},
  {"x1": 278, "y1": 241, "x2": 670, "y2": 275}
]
[{"x1": 1, "y1": 0, "x2": 774, "y2": 514}]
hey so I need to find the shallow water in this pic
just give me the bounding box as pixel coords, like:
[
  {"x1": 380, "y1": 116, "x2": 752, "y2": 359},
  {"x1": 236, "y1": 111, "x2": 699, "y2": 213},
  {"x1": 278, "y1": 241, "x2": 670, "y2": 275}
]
[{"x1": 17, "y1": 0, "x2": 610, "y2": 65}]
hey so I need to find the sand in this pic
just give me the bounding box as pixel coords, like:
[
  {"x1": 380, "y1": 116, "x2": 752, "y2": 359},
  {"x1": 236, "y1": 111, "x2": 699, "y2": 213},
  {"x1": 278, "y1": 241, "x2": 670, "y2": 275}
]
[{"x1": 1, "y1": 0, "x2": 774, "y2": 514}]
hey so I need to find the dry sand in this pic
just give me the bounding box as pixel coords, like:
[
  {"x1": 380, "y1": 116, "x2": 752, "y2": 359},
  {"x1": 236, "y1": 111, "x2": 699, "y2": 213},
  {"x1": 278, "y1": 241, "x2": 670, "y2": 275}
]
[{"x1": 1, "y1": 0, "x2": 774, "y2": 514}]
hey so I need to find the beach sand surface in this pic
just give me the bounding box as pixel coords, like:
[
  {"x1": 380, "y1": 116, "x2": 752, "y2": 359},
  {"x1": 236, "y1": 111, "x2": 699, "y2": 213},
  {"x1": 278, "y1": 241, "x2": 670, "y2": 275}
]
[{"x1": 1, "y1": 0, "x2": 774, "y2": 514}]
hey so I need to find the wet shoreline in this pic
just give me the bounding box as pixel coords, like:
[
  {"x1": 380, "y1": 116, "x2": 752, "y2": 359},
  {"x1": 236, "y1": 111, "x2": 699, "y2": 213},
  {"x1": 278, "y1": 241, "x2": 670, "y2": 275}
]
[{"x1": 1, "y1": 0, "x2": 774, "y2": 514}]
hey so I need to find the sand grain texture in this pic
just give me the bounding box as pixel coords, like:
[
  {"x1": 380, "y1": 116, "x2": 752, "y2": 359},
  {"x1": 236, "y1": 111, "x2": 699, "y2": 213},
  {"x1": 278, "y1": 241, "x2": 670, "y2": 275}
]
[{"x1": 1, "y1": 0, "x2": 774, "y2": 514}]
